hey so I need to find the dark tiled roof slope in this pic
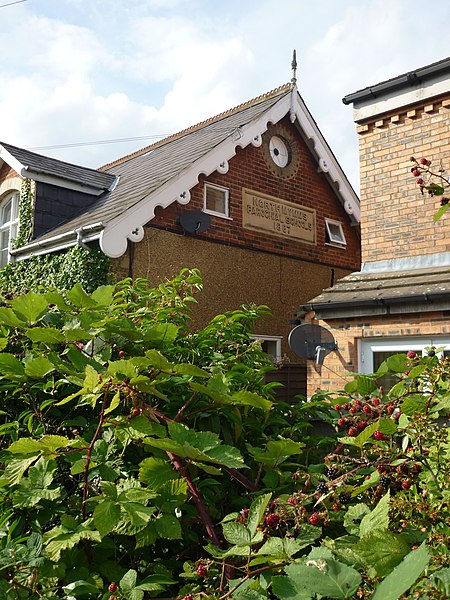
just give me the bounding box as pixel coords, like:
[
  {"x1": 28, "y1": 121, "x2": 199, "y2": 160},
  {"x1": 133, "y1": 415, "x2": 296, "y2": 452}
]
[
  {"x1": 1, "y1": 142, "x2": 116, "y2": 191},
  {"x1": 33, "y1": 85, "x2": 291, "y2": 241},
  {"x1": 305, "y1": 266, "x2": 450, "y2": 308}
]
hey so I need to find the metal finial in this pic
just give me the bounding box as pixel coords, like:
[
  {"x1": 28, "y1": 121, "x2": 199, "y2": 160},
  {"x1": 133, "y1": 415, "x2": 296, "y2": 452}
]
[{"x1": 291, "y1": 49, "x2": 297, "y2": 87}]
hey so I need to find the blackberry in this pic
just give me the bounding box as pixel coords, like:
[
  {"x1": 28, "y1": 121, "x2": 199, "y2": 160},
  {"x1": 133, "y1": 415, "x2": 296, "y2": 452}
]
[
  {"x1": 380, "y1": 475, "x2": 391, "y2": 489},
  {"x1": 326, "y1": 466, "x2": 339, "y2": 480},
  {"x1": 339, "y1": 492, "x2": 351, "y2": 505},
  {"x1": 317, "y1": 479, "x2": 329, "y2": 494}
]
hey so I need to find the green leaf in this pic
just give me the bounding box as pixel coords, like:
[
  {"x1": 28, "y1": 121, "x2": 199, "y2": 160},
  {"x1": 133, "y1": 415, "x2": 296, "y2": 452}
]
[
  {"x1": 222, "y1": 521, "x2": 251, "y2": 545},
  {"x1": 145, "y1": 349, "x2": 173, "y2": 371},
  {"x1": 386, "y1": 354, "x2": 409, "y2": 373},
  {"x1": 120, "y1": 569, "x2": 138, "y2": 592},
  {"x1": 0, "y1": 353, "x2": 25, "y2": 376},
  {"x1": 434, "y1": 202, "x2": 450, "y2": 222},
  {"x1": 344, "y1": 504, "x2": 370, "y2": 535},
  {"x1": 232, "y1": 390, "x2": 272, "y2": 410},
  {"x1": 376, "y1": 418, "x2": 397, "y2": 435},
  {"x1": 25, "y1": 327, "x2": 65, "y2": 344},
  {"x1": 432, "y1": 567, "x2": 450, "y2": 595},
  {"x1": 122, "y1": 502, "x2": 155, "y2": 530},
  {"x1": 359, "y1": 492, "x2": 390, "y2": 538},
  {"x1": 0, "y1": 306, "x2": 25, "y2": 327},
  {"x1": 3, "y1": 456, "x2": 40, "y2": 484},
  {"x1": 401, "y1": 396, "x2": 427, "y2": 415},
  {"x1": 62, "y1": 580, "x2": 99, "y2": 595},
  {"x1": 104, "y1": 391, "x2": 121, "y2": 415},
  {"x1": 355, "y1": 530, "x2": 410, "y2": 576},
  {"x1": 155, "y1": 514, "x2": 182, "y2": 539},
  {"x1": 355, "y1": 375, "x2": 377, "y2": 396},
  {"x1": 12, "y1": 292, "x2": 48, "y2": 323},
  {"x1": 107, "y1": 359, "x2": 138, "y2": 379},
  {"x1": 272, "y1": 574, "x2": 312, "y2": 600},
  {"x1": 247, "y1": 439, "x2": 305, "y2": 467},
  {"x1": 93, "y1": 499, "x2": 121, "y2": 536},
  {"x1": 90, "y1": 284, "x2": 114, "y2": 306},
  {"x1": 67, "y1": 283, "x2": 98, "y2": 308},
  {"x1": 256, "y1": 536, "x2": 306, "y2": 559},
  {"x1": 139, "y1": 457, "x2": 179, "y2": 489},
  {"x1": 143, "y1": 323, "x2": 179, "y2": 344},
  {"x1": 276, "y1": 559, "x2": 361, "y2": 599},
  {"x1": 371, "y1": 542, "x2": 430, "y2": 600},
  {"x1": 172, "y1": 363, "x2": 209, "y2": 377},
  {"x1": 247, "y1": 493, "x2": 271, "y2": 538},
  {"x1": 24, "y1": 357, "x2": 55, "y2": 378}
]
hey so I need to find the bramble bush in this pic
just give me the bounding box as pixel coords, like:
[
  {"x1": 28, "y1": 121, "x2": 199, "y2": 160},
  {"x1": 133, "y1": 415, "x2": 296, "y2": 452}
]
[{"x1": 0, "y1": 270, "x2": 449, "y2": 599}]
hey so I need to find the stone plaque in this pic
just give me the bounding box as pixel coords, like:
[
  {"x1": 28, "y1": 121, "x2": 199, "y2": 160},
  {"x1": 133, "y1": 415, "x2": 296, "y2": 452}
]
[{"x1": 242, "y1": 189, "x2": 316, "y2": 243}]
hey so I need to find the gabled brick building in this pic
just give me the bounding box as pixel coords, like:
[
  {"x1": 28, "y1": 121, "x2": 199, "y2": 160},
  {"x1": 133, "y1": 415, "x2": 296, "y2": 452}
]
[
  {"x1": 301, "y1": 57, "x2": 450, "y2": 395},
  {"x1": 0, "y1": 83, "x2": 360, "y2": 398}
]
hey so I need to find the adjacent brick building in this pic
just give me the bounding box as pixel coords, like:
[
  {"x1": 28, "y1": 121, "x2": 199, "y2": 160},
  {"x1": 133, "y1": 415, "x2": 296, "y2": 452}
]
[{"x1": 301, "y1": 57, "x2": 450, "y2": 395}]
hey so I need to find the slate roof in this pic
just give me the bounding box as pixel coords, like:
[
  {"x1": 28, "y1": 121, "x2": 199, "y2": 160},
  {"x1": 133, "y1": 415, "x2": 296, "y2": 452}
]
[
  {"x1": 302, "y1": 266, "x2": 450, "y2": 319},
  {"x1": 31, "y1": 85, "x2": 292, "y2": 243},
  {"x1": 0, "y1": 142, "x2": 117, "y2": 192}
]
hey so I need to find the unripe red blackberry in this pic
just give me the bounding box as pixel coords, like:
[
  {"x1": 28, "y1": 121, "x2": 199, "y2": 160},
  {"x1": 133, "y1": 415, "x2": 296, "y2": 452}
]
[
  {"x1": 348, "y1": 426, "x2": 357, "y2": 437},
  {"x1": 108, "y1": 583, "x2": 117, "y2": 593},
  {"x1": 407, "y1": 351, "x2": 416, "y2": 359},
  {"x1": 402, "y1": 479, "x2": 412, "y2": 490},
  {"x1": 265, "y1": 513, "x2": 280, "y2": 527},
  {"x1": 196, "y1": 564, "x2": 208, "y2": 577},
  {"x1": 332, "y1": 502, "x2": 341, "y2": 511},
  {"x1": 374, "y1": 430, "x2": 386, "y2": 441},
  {"x1": 372, "y1": 397, "x2": 380, "y2": 407},
  {"x1": 309, "y1": 512, "x2": 321, "y2": 525}
]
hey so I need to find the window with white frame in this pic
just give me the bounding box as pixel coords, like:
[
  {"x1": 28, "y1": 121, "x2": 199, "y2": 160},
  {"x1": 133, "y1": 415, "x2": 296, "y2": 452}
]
[
  {"x1": 0, "y1": 191, "x2": 19, "y2": 267},
  {"x1": 203, "y1": 183, "x2": 229, "y2": 218},
  {"x1": 325, "y1": 218, "x2": 346, "y2": 247},
  {"x1": 359, "y1": 336, "x2": 450, "y2": 375},
  {"x1": 252, "y1": 335, "x2": 282, "y2": 362}
]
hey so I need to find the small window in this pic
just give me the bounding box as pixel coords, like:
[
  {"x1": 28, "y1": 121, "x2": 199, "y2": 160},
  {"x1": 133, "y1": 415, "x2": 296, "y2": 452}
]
[
  {"x1": 325, "y1": 218, "x2": 346, "y2": 247},
  {"x1": 203, "y1": 183, "x2": 229, "y2": 218},
  {"x1": 252, "y1": 335, "x2": 282, "y2": 362},
  {"x1": 0, "y1": 191, "x2": 19, "y2": 267}
]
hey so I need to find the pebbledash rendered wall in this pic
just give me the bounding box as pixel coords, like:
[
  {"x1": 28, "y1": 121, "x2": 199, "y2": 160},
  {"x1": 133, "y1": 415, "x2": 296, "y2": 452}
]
[
  {"x1": 306, "y1": 80, "x2": 450, "y2": 397},
  {"x1": 114, "y1": 116, "x2": 361, "y2": 362}
]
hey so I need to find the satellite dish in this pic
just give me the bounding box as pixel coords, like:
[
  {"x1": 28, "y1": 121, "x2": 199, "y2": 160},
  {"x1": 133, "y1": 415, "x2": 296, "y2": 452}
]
[
  {"x1": 288, "y1": 323, "x2": 337, "y2": 365},
  {"x1": 179, "y1": 211, "x2": 211, "y2": 234}
]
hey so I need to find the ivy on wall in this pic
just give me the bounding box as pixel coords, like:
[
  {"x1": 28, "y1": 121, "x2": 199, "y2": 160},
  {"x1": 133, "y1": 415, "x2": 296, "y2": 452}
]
[
  {"x1": 0, "y1": 177, "x2": 111, "y2": 295},
  {"x1": 0, "y1": 245, "x2": 111, "y2": 295},
  {"x1": 13, "y1": 178, "x2": 34, "y2": 249}
]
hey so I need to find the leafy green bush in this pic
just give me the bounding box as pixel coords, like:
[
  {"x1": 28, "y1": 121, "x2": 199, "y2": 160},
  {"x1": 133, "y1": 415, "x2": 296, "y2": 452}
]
[{"x1": 0, "y1": 271, "x2": 449, "y2": 599}]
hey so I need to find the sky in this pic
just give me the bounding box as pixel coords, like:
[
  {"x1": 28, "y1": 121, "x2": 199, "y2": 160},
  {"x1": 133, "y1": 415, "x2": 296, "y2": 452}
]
[{"x1": 2, "y1": 0, "x2": 450, "y2": 193}]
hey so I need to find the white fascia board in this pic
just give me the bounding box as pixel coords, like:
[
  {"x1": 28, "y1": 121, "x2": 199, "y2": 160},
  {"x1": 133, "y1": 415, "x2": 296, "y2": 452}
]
[
  {"x1": 352, "y1": 73, "x2": 450, "y2": 122},
  {"x1": 99, "y1": 94, "x2": 293, "y2": 258},
  {"x1": 292, "y1": 94, "x2": 360, "y2": 224},
  {"x1": 23, "y1": 169, "x2": 106, "y2": 196},
  {"x1": 0, "y1": 145, "x2": 26, "y2": 178}
]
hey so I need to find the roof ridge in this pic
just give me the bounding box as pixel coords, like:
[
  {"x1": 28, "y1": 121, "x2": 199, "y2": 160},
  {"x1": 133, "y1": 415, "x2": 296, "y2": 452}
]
[{"x1": 99, "y1": 83, "x2": 291, "y2": 171}]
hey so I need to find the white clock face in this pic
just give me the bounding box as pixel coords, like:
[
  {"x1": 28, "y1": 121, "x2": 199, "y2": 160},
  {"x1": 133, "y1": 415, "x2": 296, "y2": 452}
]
[{"x1": 269, "y1": 135, "x2": 290, "y2": 168}]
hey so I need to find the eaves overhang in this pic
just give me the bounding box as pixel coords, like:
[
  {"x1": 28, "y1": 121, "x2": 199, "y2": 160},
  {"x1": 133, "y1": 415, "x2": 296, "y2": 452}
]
[
  {"x1": 0, "y1": 144, "x2": 119, "y2": 196},
  {"x1": 342, "y1": 57, "x2": 450, "y2": 106},
  {"x1": 302, "y1": 291, "x2": 450, "y2": 320},
  {"x1": 98, "y1": 87, "x2": 360, "y2": 259}
]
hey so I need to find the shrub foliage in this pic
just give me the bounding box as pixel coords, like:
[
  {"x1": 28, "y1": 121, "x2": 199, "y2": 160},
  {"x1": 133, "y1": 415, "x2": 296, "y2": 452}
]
[{"x1": 0, "y1": 271, "x2": 449, "y2": 599}]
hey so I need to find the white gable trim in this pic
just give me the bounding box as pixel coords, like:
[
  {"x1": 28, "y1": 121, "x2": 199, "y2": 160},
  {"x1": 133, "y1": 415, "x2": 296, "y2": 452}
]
[{"x1": 99, "y1": 90, "x2": 359, "y2": 258}]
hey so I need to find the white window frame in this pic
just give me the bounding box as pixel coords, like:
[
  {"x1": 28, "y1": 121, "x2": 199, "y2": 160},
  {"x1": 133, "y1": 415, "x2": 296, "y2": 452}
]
[
  {"x1": 0, "y1": 191, "x2": 19, "y2": 267},
  {"x1": 325, "y1": 218, "x2": 346, "y2": 247},
  {"x1": 359, "y1": 336, "x2": 450, "y2": 374},
  {"x1": 252, "y1": 335, "x2": 282, "y2": 362},
  {"x1": 203, "y1": 182, "x2": 230, "y2": 219}
]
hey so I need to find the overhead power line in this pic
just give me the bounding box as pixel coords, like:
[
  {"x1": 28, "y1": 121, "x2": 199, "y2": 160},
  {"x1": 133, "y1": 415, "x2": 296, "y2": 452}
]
[
  {"x1": 0, "y1": 0, "x2": 29, "y2": 8},
  {"x1": 30, "y1": 133, "x2": 170, "y2": 151}
]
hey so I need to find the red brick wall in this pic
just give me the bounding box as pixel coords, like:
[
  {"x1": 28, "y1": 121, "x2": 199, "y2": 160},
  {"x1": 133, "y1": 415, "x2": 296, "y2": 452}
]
[
  {"x1": 306, "y1": 311, "x2": 450, "y2": 396},
  {"x1": 357, "y1": 95, "x2": 450, "y2": 264},
  {"x1": 149, "y1": 116, "x2": 361, "y2": 271}
]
